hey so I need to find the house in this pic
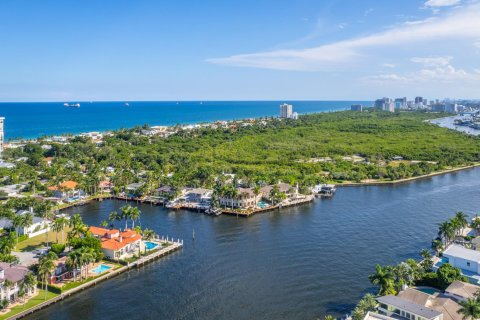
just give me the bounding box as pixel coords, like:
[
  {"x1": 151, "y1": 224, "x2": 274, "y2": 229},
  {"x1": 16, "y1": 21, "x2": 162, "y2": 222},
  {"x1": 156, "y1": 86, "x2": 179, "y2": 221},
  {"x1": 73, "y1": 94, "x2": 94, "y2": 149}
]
[
  {"x1": 153, "y1": 185, "x2": 177, "y2": 200},
  {"x1": 89, "y1": 226, "x2": 142, "y2": 260},
  {"x1": 49, "y1": 256, "x2": 71, "y2": 284},
  {"x1": 43, "y1": 157, "x2": 54, "y2": 166},
  {"x1": 0, "y1": 209, "x2": 51, "y2": 238},
  {"x1": 99, "y1": 180, "x2": 114, "y2": 193},
  {"x1": 0, "y1": 184, "x2": 27, "y2": 197},
  {"x1": 0, "y1": 262, "x2": 36, "y2": 302},
  {"x1": 377, "y1": 287, "x2": 464, "y2": 320},
  {"x1": 48, "y1": 180, "x2": 85, "y2": 201},
  {"x1": 124, "y1": 182, "x2": 145, "y2": 197},
  {"x1": 442, "y1": 244, "x2": 480, "y2": 275},
  {"x1": 261, "y1": 183, "x2": 297, "y2": 200},
  {"x1": 377, "y1": 294, "x2": 443, "y2": 320},
  {"x1": 445, "y1": 280, "x2": 479, "y2": 302},
  {"x1": 219, "y1": 187, "x2": 261, "y2": 209},
  {"x1": 186, "y1": 188, "x2": 212, "y2": 204}
]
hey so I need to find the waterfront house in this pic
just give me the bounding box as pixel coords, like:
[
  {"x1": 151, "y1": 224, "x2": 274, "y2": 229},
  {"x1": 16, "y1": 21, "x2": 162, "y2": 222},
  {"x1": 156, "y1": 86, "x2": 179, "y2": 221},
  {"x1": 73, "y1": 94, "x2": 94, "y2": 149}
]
[
  {"x1": 0, "y1": 262, "x2": 36, "y2": 302},
  {"x1": 445, "y1": 280, "x2": 479, "y2": 302},
  {"x1": 48, "y1": 180, "x2": 85, "y2": 201},
  {"x1": 99, "y1": 180, "x2": 114, "y2": 194},
  {"x1": 153, "y1": 185, "x2": 177, "y2": 200},
  {"x1": 377, "y1": 294, "x2": 443, "y2": 320},
  {"x1": 260, "y1": 182, "x2": 297, "y2": 200},
  {"x1": 0, "y1": 184, "x2": 27, "y2": 197},
  {"x1": 0, "y1": 208, "x2": 51, "y2": 238},
  {"x1": 442, "y1": 244, "x2": 480, "y2": 277},
  {"x1": 377, "y1": 287, "x2": 464, "y2": 320},
  {"x1": 124, "y1": 182, "x2": 145, "y2": 197},
  {"x1": 186, "y1": 188, "x2": 212, "y2": 203},
  {"x1": 219, "y1": 187, "x2": 261, "y2": 209},
  {"x1": 89, "y1": 226, "x2": 142, "y2": 260}
]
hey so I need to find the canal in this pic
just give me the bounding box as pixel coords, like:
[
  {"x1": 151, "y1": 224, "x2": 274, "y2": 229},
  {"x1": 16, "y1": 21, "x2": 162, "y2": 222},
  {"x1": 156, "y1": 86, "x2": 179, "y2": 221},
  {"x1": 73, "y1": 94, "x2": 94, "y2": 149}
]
[{"x1": 27, "y1": 168, "x2": 480, "y2": 320}]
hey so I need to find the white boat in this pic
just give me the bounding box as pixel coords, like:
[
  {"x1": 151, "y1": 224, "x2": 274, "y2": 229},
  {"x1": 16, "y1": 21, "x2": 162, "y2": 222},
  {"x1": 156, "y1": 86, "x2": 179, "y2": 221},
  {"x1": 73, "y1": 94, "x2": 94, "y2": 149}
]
[
  {"x1": 124, "y1": 102, "x2": 130, "y2": 107},
  {"x1": 64, "y1": 103, "x2": 80, "y2": 108},
  {"x1": 312, "y1": 184, "x2": 336, "y2": 198}
]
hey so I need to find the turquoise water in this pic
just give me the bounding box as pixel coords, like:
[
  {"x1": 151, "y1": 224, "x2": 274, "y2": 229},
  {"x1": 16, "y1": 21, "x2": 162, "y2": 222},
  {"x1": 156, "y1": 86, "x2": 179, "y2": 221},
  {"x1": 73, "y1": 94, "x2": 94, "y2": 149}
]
[
  {"x1": 145, "y1": 241, "x2": 158, "y2": 250},
  {"x1": 416, "y1": 287, "x2": 437, "y2": 295},
  {"x1": 91, "y1": 264, "x2": 112, "y2": 274},
  {"x1": 0, "y1": 101, "x2": 370, "y2": 139},
  {"x1": 258, "y1": 201, "x2": 269, "y2": 209}
]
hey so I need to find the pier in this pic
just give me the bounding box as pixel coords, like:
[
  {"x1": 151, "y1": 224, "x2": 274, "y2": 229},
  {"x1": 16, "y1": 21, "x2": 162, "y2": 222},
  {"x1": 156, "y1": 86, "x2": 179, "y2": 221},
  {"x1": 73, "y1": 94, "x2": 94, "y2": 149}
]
[
  {"x1": 7, "y1": 239, "x2": 183, "y2": 320},
  {"x1": 221, "y1": 195, "x2": 314, "y2": 217}
]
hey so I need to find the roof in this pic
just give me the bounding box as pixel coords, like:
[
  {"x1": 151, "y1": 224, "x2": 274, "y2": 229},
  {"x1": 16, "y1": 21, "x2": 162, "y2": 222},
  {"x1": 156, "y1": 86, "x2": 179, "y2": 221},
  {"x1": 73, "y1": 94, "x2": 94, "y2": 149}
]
[
  {"x1": 0, "y1": 262, "x2": 30, "y2": 283},
  {"x1": 126, "y1": 182, "x2": 144, "y2": 189},
  {"x1": 397, "y1": 288, "x2": 431, "y2": 306},
  {"x1": 446, "y1": 280, "x2": 479, "y2": 300},
  {"x1": 427, "y1": 296, "x2": 462, "y2": 320},
  {"x1": 48, "y1": 180, "x2": 78, "y2": 191},
  {"x1": 101, "y1": 238, "x2": 129, "y2": 250},
  {"x1": 99, "y1": 181, "x2": 113, "y2": 188},
  {"x1": 89, "y1": 226, "x2": 119, "y2": 237},
  {"x1": 188, "y1": 188, "x2": 212, "y2": 196},
  {"x1": 443, "y1": 244, "x2": 480, "y2": 263},
  {"x1": 377, "y1": 295, "x2": 442, "y2": 319}
]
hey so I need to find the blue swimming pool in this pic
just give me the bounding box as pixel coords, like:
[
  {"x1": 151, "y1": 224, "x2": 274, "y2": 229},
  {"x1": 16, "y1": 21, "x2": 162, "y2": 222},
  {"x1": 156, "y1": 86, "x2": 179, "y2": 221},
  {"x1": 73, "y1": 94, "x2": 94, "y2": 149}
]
[
  {"x1": 145, "y1": 241, "x2": 159, "y2": 250},
  {"x1": 91, "y1": 264, "x2": 112, "y2": 274},
  {"x1": 258, "y1": 201, "x2": 269, "y2": 209}
]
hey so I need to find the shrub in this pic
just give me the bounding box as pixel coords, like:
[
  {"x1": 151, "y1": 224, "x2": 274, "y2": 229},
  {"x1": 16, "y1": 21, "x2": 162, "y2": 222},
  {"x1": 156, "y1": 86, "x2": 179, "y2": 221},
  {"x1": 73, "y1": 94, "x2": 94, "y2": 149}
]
[{"x1": 50, "y1": 243, "x2": 66, "y2": 255}]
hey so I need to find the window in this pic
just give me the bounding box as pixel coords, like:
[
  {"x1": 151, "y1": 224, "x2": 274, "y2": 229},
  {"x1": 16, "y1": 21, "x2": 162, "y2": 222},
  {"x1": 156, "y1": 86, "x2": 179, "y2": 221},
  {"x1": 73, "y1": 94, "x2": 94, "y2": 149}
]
[{"x1": 467, "y1": 262, "x2": 471, "y2": 267}]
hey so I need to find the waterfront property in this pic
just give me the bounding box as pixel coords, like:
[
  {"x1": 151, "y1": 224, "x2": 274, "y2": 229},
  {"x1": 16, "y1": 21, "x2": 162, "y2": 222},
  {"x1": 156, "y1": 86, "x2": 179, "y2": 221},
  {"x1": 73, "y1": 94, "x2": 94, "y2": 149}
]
[
  {"x1": 219, "y1": 187, "x2": 261, "y2": 209},
  {"x1": 0, "y1": 263, "x2": 36, "y2": 302},
  {"x1": 48, "y1": 180, "x2": 86, "y2": 202},
  {"x1": 376, "y1": 287, "x2": 464, "y2": 320},
  {"x1": 0, "y1": 208, "x2": 51, "y2": 238},
  {"x1": 440, "y1": 244, "x2": 480, "y2": 283},
  {"x1": 89, "y1": 226, "x2": 142, "y2": 260}
]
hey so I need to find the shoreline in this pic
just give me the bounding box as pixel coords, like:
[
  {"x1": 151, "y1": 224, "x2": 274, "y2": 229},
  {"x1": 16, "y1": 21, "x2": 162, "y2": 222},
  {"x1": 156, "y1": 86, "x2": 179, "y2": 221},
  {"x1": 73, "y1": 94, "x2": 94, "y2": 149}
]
[{"x1": 337, "y1": 163, "x2": 480, "y2": 187}]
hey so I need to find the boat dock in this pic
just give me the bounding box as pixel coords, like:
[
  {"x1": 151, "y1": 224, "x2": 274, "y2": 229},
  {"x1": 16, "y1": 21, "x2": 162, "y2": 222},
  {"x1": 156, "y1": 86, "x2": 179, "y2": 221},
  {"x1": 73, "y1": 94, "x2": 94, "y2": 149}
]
[
  {"x1": 221, "y1": 195, "x2": 314, "y2": 217},
  {"x1": 8, "y1": 239, "x2": 183, "y2": 320}
]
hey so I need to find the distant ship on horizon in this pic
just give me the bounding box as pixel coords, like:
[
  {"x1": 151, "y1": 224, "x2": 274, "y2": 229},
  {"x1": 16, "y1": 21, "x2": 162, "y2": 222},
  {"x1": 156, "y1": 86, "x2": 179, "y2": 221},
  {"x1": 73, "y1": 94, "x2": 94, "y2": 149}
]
[{"x1": 64, "y1": 103, "x2": 80, "y2": 108}]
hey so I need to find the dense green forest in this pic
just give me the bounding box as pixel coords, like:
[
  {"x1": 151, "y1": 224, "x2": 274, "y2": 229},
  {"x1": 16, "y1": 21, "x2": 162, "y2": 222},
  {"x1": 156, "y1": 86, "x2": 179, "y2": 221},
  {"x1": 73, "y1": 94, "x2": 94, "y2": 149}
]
[{"x1": 3, "y1": 111, "x2": 480, "y2": 192}]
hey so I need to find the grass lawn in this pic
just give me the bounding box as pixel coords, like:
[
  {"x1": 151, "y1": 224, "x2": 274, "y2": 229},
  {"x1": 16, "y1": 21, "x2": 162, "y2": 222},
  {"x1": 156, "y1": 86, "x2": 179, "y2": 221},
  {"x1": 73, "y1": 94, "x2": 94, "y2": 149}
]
[
  {"x1": 15, "y1": 229, "x2": 70, "y2": 252},
  {"x1": 0, "y1": 289, "x2": 58, "y2": 320}
]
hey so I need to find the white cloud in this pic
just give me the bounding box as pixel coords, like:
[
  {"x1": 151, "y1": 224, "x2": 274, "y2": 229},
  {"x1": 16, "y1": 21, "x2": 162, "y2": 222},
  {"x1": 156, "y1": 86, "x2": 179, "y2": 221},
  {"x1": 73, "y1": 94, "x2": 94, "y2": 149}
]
[
  {"x1": 208, "y1": 3, "x2": 480, "y2": 71},
  {"x1": 424, "y1": 0, "x2": 461, "y2": 7},
  {"x1": 474, "y1": 40, "x2": 480, "y2": 48},
  {"x1": 366, "y1": 64, "x2": 480, "y2": 83},
  {"x1": 410, "y1": 56, "x2": 452, "y2": 67}
]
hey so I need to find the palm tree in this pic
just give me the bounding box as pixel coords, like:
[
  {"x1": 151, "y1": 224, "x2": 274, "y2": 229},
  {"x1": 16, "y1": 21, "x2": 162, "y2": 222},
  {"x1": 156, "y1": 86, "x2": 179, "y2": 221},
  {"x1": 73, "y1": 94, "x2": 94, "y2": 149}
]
[
  {"x1": 108, "y1": 211, "x2": 120, "y2": 228},
  {"x1": 432, "y1": 239, "x2": 445, "y2": 255},
  {"x1": 142, "y1": 228, "x2": 156, "y2": 241},
  {"x1": 421, "y1": 249, "x2": 433, "y2": 271},
  {"x1": 11, "y1": 213, "x2": 33, "y2": 248},
  {"x1": 22, "y1": 273, "x2": 37, "y2": 298},
  {"x1": 253, "y1": 185, "x2": 261, "y2": 207},
  {"x1": 368, "y1": 264, "x2": 396, "y2": 296},
  {"x1": 77, "y1": 247, "x2": 96, "y2": 279},
  {"x1": 458, "y1": 298, "x2": 480, "y2": 320},
  {"x1": 51, "y1": 216, "x2": 68, "y2": 244},
  {"x1": 129, "y1": 207, "x2": 141, "y2": 229},
  {"x1": 120, "y1": 206, "x2": 132, "y2": 231},
  {"x1": 0, "y1": 232, "x2": 16, "y2": 255},
  {"x1": 325, "y1": 315, "x2": 335, "y2": 320},
  {"x1": 438, "y1": 221, "x2": 455, "y2": 245},
  {"x1": 38, "y1": 252, "x2": 57, "y2": 300},
  {"x1": 455, "y1": 211, "x2": 469, "y2": 235},
  {"x1": 66, "y1": 250, "x2": 82, "y2": 282}
]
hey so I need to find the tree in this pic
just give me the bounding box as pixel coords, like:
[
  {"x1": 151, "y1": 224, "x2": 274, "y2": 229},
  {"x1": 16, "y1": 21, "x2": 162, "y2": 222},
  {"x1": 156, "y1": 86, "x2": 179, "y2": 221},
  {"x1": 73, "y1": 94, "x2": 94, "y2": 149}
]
[
  {"x1": 142, "y1": 228, "x2": 156, "y2": 241},
  {"x1": 369, "y1": 264, "x2": 396, "y2": 296},
  {"x1": 438, "y1": 221, "x2": 455, "y2": 246},
  {"x1": 394, "y1": 262, "x2": 414, "y2": 292},
  {"x1": 12, "y1": 213, "x2": 33, "y2": 247},
  {"x1": 458, "y1": 298, "x2": 480, "y2": 320},
  {"x1": 352, "y1": 293, "x2": 377, "y2": 320},
  {"x1": 22, "y1": 273, "x2": 37, "y2": 298},
  {"x1": 436, "y1": 263, "x2": 468, "y2": 289},
  {"x1": 52, "y1": 216, "x2": 68, "y2": 244},
  {"x1": 454, "y1": 211, "x2": 469, "y2": 235},
  {"x1": 66, "y1": 250, "x2": 82, "y2": 282},
  {"x1": 128, "y1": 207, "x2": 141, "y2": 229},
  {"x1": 431, "y1": 239, "x2": 444, "y2": 256},
  {"x1": 37, "y1": 252, "x2": 57, "y2": 300},
  {"x1": 421, "y1": 249, "x2": 433, "y2": 271}
]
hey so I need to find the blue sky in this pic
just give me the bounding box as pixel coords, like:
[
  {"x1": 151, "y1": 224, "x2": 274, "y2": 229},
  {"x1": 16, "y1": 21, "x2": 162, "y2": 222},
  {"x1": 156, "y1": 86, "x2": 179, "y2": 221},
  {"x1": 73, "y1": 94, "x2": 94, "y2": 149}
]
[{"x1": 0, "y1": 0, "x2": 479, "y2": 101}]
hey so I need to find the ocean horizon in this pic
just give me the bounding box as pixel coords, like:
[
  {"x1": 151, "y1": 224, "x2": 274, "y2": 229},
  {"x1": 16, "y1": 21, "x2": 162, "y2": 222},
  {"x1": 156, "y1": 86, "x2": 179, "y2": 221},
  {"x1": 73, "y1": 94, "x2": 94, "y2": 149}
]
[{"x1": 0, "y1": 100, "x2": 371, "y2": 140}]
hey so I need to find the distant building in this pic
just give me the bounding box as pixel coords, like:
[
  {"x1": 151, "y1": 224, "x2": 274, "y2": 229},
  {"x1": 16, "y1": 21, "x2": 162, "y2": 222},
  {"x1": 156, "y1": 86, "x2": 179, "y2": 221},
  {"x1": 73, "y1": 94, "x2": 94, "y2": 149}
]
[
  {"x1": 394, "y1": 98, "x2": 407, "y2": 109},
  {"x1": 0, "y1": 262, "x2": 36, "y2": 302},
  {"x1": 280, "y1": 103, "x2": 293, "y2": 119},
  {"x1": 351, "y1": 104, "x2": 363, "y2": 112},
  {"x1": 0, "y1": 117, "x2": 4, "y2": 155},
  {"x1": 374, "y1": 98, "x2": 395, "y2": 112},
  {"x1": 415, "y1": 96, "x2": 424, "y2": 104}
]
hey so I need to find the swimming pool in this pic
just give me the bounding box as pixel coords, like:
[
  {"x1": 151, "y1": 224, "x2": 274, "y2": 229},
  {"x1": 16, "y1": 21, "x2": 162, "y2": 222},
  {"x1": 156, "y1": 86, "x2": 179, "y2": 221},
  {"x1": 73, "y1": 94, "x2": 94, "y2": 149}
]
[
  {"x1": 258, "y1": 201, "x2": 269, "y2": 209},
  {"x1": 145, "y1": 241, "x2": 159, "y2": 250},
  {"x1": 91, "y1": 264, "x2": 112, "y2": 274},
  {"x1": 415, "y1": 287, "x2": 437, "y2": 295}
]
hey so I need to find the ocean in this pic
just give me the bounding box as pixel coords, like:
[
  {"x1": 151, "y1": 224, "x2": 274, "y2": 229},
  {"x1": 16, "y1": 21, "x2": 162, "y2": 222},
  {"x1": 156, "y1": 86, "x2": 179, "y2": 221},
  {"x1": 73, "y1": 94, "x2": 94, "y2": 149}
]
[{"x1": 0, "y1": 101, "x2": 370, "y2": 139}]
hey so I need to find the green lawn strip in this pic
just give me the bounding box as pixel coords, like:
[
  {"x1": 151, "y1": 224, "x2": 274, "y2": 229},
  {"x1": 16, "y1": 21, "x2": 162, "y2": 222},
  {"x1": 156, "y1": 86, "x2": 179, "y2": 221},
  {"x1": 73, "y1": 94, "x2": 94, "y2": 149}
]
[{"x1": 0, "y1": 289, "x2": 58, "y2": 320}]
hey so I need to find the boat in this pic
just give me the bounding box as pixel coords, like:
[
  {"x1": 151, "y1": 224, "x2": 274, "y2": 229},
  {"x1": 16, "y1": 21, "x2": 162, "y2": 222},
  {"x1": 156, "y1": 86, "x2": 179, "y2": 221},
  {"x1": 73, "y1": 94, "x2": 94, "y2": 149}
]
[
  {"x1": 205, "y1": 207, "x2": 222, "y2": 216},
  {"x1": 124, "y1": 102, "x2": 130, "y2": 107},
  {"x1": 64, "y1": 103, "x2": 80, "y2": 108},
  {"x1": 312, "y1": 184, "x2": 336, "y2": 198}
]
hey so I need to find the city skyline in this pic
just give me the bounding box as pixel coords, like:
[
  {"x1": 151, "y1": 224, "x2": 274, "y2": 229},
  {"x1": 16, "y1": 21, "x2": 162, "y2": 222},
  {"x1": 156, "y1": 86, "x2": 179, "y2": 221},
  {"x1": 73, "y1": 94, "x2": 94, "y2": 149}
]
[{"x1": 1, "y1": 0, "x2": 479, "y2": 101}]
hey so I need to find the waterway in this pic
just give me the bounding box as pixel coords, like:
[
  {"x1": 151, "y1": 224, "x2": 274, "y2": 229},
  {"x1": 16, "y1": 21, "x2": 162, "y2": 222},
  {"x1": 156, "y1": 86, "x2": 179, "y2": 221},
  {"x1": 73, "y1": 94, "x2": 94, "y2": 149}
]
[{"x1": 26, "y1": 168, "x2": 480, "y2": 320}]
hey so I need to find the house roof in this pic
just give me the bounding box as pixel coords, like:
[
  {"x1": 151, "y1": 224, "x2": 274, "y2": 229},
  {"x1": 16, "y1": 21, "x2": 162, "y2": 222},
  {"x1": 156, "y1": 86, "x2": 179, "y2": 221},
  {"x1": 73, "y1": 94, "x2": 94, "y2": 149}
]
[
  {"x1": 99, "y1": 181, "x2": 113, "y2": 188},
  {"x1": 377, "y1": 295, "x2": 442, "y2": 319},
  {"x1": 445, "y1": 280, "x2": 479, "y2": 300},
  {"x1": 101, "y1": 238, "x2": 129, "y2": 250},
  {"x1": 48, "y1": 180, "x2": 78, "y2": 191},
  {"x1": 0, "y1": 262, "x2": 30, "y2": 283},
  {"x1": 443, "y1": 244, "x2": 480, "y2": 263},
  {"x1": 188, "y1": 188, "x2": 212, "y2": 196},
  {"x1": 89, "y1": 226, "x2": 119, "y2": 237}
]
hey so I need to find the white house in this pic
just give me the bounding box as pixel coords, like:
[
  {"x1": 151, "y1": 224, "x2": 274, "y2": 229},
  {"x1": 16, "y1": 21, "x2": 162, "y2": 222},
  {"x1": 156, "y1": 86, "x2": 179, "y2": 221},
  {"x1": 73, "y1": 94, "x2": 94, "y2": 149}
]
[
  {"x1": 0, "y1": 263, "x2": 36, "y2": 302},
  {"x1": 442, "y1": 244, "x2": 480, "y2": 275},
  {"x1": 0, "y1": 209, "x2": 51, "y2": 238}
]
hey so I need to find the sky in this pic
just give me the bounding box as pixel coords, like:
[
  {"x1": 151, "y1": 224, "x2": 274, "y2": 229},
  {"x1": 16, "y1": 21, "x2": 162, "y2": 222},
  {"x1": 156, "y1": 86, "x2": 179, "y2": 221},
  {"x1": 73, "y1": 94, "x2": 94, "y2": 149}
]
[{"x1": 0, "y1": 0, "x2": 479, "y2": 101}]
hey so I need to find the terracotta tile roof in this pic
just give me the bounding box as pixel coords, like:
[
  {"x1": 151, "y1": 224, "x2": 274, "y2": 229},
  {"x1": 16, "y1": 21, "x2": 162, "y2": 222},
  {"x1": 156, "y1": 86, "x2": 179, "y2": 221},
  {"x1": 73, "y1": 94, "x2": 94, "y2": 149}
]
[
  {"x1": 99, "y1": 181, "x2": 113, "y2": 188},
  {"x1": 60, "y1": 181, "x2": 78, "y2": 189},
  {"x1": 89, "y1": 226, "x2": 119, "y2": 237},
  {"x1": 101, "y1": 238, "x2": 129, "y2": 250}
]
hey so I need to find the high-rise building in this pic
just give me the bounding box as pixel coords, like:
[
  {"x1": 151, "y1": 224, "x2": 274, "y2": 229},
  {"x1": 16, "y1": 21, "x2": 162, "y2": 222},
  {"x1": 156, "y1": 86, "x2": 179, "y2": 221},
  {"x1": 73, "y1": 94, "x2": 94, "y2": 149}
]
[
  {"x1": 374, "y1": 98, "x2": 395, "y2": 112},
  {"x1": 351, "y1": 104, "x2": 363, "y2": 112},
  {"x1": 0, "y1": 117, "x2": 4, "y2": 155},
  {"x1": 415, "y1": 97, "x2": 423, "y2": 104},
  {"x1": 280, "y1": 103, "x2": 293, "y2": 119},
  {"x1": 394, "y1": 97, "x2": 407, "y2": 109}
]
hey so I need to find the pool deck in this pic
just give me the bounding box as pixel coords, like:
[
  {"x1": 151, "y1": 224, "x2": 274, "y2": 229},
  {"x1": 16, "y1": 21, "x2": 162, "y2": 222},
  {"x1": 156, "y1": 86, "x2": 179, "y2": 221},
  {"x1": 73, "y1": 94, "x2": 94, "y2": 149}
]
[{"x1": 7, "y1": 239, "x2": 183, "y2": 320}]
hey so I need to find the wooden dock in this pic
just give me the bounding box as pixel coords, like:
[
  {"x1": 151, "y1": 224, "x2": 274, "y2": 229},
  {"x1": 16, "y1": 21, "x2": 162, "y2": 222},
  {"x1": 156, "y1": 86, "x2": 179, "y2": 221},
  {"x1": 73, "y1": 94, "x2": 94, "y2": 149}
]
[
  {"x1": 8, "y1": 240, "x2": 183, "y2": 320},
  {"x1": 221, "y1": 195, "x2": 314, "y2": 217}
]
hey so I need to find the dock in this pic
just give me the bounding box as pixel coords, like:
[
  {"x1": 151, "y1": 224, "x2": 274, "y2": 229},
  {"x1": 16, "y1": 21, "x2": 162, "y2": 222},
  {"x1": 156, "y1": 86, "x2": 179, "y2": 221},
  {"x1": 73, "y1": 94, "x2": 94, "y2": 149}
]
[
  {"x1": 8, "y1": 239, "x2": 183, "y2": 320},
  {"x1": 221, "y1": 195, "x2": 314, "y2": 217}
]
